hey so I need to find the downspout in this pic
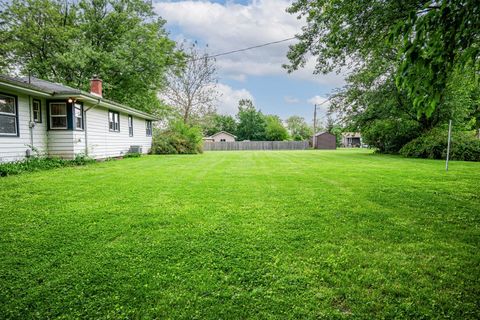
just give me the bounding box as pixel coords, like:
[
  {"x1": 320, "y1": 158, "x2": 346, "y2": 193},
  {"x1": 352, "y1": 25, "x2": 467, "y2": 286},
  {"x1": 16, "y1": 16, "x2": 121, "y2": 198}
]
[
  {"x1": 27, "y1": 73, "x2": 34, "y2": 157},
  {"x1": 84, "y1": 98, "x2": 100, "y2": 156},
  {"x1": 28, "y1": 95, "x2": 34, "y2": 156}
]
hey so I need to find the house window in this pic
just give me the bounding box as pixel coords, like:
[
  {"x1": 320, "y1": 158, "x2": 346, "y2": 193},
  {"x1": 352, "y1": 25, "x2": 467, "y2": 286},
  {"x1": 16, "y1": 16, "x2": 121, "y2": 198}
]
[
  {"x1": 0, "y1": 93, "x2": 18, "y2": 136},
  {"x1": 33, "y1": 99, "x2": 42, "y2": 123},
  {"x1": 220, "y1": 139, "x2": 226, "y2": 142},
  {"x1": 49, "y1": 102, "x2": 67, "y2": 129},
  {"x1": 146, "y1": 120, "x2": 152, "y2": 137},
  {"x1": 128, "y1": 115, "x2": 133, "y2": 137},
  {"x1": 74, "y1": 103, "x2": 83, "y2": 130},
  {"x1": 109, "y1": 110, "x2": 120, "y2": 132}
]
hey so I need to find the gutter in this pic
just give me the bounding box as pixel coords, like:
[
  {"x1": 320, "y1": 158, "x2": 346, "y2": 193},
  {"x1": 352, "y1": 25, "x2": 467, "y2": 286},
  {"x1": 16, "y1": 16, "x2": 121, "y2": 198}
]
[
  {"x1": 54, "y1": 93, "x2": 159, "y2": 121},
  {"x1": 83, "y1": 98, "x2": 101, "y2": 157},
  {"x1": 28, "y1": 95, "x2": 34, "y2": 154},
  {"x1": 0, "y1": 81, "x2": 51, "y2": 97}
]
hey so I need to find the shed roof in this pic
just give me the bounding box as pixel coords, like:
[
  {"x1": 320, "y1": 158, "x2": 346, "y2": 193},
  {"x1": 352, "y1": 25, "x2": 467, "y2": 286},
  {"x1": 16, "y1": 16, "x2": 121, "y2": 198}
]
[
  {"x1": 342, "y1": 132, "x2": 361, "y2": 138},
  {"x1": 0, "y1": 75, "x2": 158, "y2": 120},
  {"x1": 314, "y1": 131, "x2": 335, "y2": 137},
  {"x1": 210, "y1": 131, "x2": 237, "y2": 138}
]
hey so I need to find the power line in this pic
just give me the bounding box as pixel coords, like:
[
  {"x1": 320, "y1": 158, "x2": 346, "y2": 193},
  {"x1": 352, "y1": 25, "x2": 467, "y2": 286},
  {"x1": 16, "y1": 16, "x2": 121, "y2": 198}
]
[{"x1": 190, "y1": 37, "x2": 296, "y2": 61}]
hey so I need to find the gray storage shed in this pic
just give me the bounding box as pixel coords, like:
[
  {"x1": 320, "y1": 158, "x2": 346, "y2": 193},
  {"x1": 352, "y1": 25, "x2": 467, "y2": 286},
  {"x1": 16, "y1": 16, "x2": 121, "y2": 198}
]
[{"x1": 313, "y1": 132, "x2": 337, "y2": 149}]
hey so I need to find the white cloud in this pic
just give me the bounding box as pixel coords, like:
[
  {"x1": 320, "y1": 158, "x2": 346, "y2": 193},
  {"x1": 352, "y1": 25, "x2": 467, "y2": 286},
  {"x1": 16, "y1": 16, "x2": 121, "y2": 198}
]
[
  {"x1": 154, "y1": 0, "x2": 346, "y2": 85},
  {"x1": 216, "y1": 83, "x2": 254, "y2": 116},
  {"x1": 228, "y1": 73, "x2": 247, "y2": 82},
  {"x1": 284, "y1": 96, "x2": 300, "y2": 104},
  {"x1": 308, "y1": 95, "x2": 331, "y2": 112}
]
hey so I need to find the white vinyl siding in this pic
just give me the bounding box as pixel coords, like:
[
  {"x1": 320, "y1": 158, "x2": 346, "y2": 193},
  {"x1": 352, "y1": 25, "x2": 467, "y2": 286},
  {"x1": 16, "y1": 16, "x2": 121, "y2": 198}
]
[
  {"x1": 47, "y1": 131, "x2": 75, "y2": 159},
  {"x1": 84, "y1": 107, "x2": 152, "y2": 159},
  {"x1": 0, "y1": 88, "x2": 152, "y2": 162},
  {"x1": 0, "y1": 91, "x2": 48, "y2": 163}
]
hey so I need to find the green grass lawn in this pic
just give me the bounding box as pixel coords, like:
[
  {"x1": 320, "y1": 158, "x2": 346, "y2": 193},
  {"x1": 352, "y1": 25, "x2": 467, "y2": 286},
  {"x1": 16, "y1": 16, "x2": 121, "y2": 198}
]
[{"x1": 0, "y1": 149, "x2": 479, "y2": 319}]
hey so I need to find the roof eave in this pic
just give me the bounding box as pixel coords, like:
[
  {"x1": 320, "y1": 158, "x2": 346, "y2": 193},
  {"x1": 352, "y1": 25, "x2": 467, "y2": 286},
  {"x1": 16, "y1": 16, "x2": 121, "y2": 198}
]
[
  {"x1": 53, "y1": 93, "x2": 159, "y2": 121},
  {"x1": 212, "y1": 131, "x2": 237, "y2": 138},
  {"x1": 0, "y1": 76, "x2": 159, "y2": 121},
  {"x1": 0, "y1": 80, "x2": 52, "y2": 97}
]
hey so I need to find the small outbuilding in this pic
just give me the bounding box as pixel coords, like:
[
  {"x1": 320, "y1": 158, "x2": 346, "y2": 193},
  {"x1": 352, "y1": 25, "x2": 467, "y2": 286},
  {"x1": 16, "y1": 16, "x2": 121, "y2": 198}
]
[
  {"x1": 313, "y1": 132, "x2": 337, "y2": 150},
  {"x1": 341, "y1": 132, "x2": 362, "y2": 147},
  {"x1": 204, "y1": 131, "x2": 236, "y2": 142}
]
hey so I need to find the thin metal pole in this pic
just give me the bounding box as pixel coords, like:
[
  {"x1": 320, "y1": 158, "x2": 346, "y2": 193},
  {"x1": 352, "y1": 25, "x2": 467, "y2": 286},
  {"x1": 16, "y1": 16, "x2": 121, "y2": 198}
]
[
  {"x1": 313, "y1": 104, "x2": 317, "y2": 148},
  {"x1": 446, "y1": 119, "x2": 452, "y2": 172}
]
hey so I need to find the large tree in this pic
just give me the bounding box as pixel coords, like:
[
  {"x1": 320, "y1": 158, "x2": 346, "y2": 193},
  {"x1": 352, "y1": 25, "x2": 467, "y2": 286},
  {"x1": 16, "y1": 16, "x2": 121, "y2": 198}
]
[
  {"x1": 161, "y1": 44, "x2": 219, "y2": 124},
  {"x1": 285, "y1": 0, "x2": 479, "y2": 119},
  {"x1": 203, "y1": 114, "x2": 237, "y2": 136},
  {"x1": 264, "y1": 115, "x2": 289, "y2": 141},
  {"x1": 286, "y1": 115, "x2": 313, "y2": 140},
  {"x1": 236, "y1": 99, "x2": 266, "y2": 141},
  {"x1": 0, "y1": 0, "x2": 180, "y2": 113}
]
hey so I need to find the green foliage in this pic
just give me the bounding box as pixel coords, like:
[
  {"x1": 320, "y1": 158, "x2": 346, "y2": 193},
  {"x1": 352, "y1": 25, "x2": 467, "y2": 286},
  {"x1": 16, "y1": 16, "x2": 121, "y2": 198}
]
[
  {"x1": 325, "y1": 116, "x2": 343, "y2": 147},
  {"x1": 362, "y1": 119, "x2": 421, "y2": 153},
  {"x1": 286, "y1": 0, "x2": 480, "y2": 120},
  {"x1": 204, "y1": 114, "x2": 237, "y2": 137},
  {"x1": 0, "y1": 0, "x2": 180, "y2": 113},
  {"x1": 0, "y1": 155, "x2": 94, "y2": 177},
  {"x1": 235, "y1": 99, "x2": 266, "y2": 141},
  {"x1": 123, "y1": 152, "x2": 142, "y2": 158},
  {"x1": 286, "y1": 115, "x2": 312, "y2": 141},
  {"x1": 264, "y1": 115, "x2": 289, "y2": 141},
  {"x1": 393, "y1": 1, "x2": 480, "y2": 117},
  {"x1": 0, "y1": 151, "x2": 479, "y2": 318},
  {"x1": 400, "y1": 128, "x2": 480, "y2": 161},
  {"x1": 151, "y1": 120, "x2": 203, "y2": 154}
]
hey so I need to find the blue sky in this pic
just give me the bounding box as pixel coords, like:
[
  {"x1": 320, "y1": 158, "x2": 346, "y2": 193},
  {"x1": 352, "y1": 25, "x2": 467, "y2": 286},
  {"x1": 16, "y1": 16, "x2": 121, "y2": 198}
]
[{"x1": 154, "y1": 0, "x2": 346, "y2": 123}]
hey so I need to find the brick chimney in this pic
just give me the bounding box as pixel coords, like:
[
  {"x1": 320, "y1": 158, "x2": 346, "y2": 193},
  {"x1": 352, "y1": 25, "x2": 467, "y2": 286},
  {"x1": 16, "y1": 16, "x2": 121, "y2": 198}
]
[{"x1": 90, "y1": 75, "x2": 102, "y2": 97}]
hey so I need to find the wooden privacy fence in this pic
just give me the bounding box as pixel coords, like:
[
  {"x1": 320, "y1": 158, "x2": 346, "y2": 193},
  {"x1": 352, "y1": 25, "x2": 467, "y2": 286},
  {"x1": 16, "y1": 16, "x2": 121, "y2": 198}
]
[{"x1": 203, "y1": 141, "x2": 309, "y2": 151}]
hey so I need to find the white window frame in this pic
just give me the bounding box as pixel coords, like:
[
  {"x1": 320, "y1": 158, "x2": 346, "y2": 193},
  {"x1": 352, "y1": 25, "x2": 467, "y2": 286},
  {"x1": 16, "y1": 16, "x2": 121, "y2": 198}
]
[
  {"x1": 128, "y1": 115, "x2": 133, "y2": 137},
  {"x1": 32, "y1": 99, "x2": 42, "y2": 123},
  {"x1": 74, "y1": 103, "x2": 83, "y2": 130},
  {"x1": 109, "y1": 110, "x2": 120, "y2": 132},
  {"x1": 49, "y1": 102, "x2": 68, "y2": 129},
  {"x1": 0, "y1": 93, "x2": 18, "y2": 136},
  {"x1": 146, "y1": 120, "x2": 152, "y2": 137}
]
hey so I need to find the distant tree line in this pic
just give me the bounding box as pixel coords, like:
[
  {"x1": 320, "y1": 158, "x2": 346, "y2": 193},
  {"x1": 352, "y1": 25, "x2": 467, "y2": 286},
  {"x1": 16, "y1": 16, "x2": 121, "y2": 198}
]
[{"x1": 202, "y1": 99, "x2": 318, "y2": 142}]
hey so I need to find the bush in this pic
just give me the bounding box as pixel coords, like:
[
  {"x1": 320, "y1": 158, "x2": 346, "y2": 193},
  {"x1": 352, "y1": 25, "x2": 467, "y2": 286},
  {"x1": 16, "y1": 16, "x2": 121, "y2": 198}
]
[
  {"x1": 400, "y1": 128, "x2": 480, "y2": 161},
  {"x1": 362, "y1": 119, "x2": 420, "y2": 153},
  {"x1": 151, "y1": 120, "x2": 203, "y2": 154},
  {"x1": 0, "y1": 155, "x2": 95, "y2": 177},
  {"x1": 123, "y1": 152, "x2": 142, "y2": 158}
]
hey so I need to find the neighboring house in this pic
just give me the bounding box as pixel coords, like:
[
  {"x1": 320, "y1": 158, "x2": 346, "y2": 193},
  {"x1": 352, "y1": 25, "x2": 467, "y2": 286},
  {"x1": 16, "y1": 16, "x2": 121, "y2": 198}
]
[
  {"x1": 204, "y1": 131, "x2": 236, "y2": 142},
  {"x1": 0, "y1": 75, "x2": 157, "y2": 163},
  {"x1": 313, "y1": 132, "x2": 336, "y2": 150},
  {"x1": 341, "y1": 132, "x2": 362, "y2": 147}
]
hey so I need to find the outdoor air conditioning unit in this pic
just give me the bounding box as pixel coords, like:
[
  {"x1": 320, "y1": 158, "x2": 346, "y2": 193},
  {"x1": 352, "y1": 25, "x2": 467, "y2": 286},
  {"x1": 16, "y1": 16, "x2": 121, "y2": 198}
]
[{"x1": 129, "y1": 145, "x2": 142, "y2": 154}]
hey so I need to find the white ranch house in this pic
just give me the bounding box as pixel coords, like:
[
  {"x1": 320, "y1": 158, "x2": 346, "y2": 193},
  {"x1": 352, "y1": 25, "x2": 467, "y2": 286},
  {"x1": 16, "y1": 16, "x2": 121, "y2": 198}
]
[
  {"x1": 203, "y1": 131, "x2": 236, "y2": 142},
  {"x1": 0, "y1": 75, "x2": 157, "y2": 163}
]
